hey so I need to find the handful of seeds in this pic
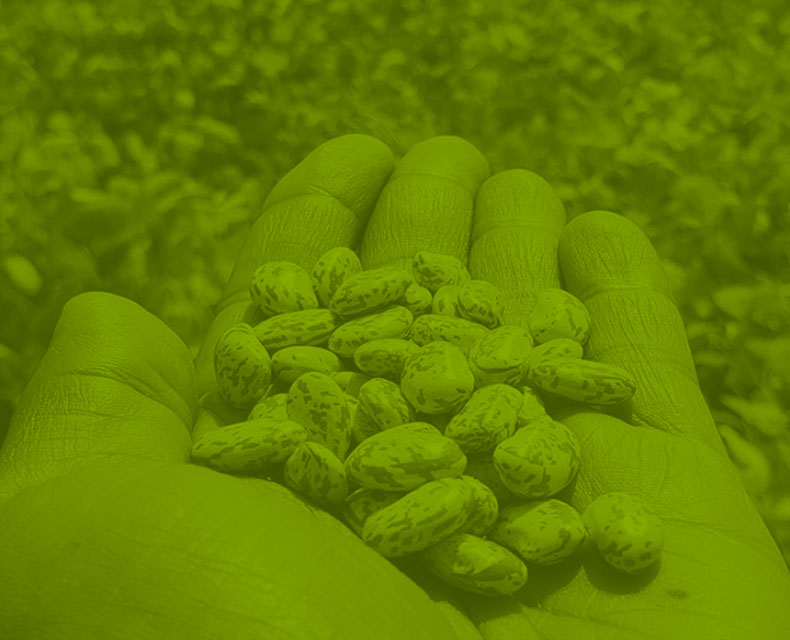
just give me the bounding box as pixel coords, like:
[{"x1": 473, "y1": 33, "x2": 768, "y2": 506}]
[{"x1": 190, "y1": 247, "x2": 664, "y2": 596}]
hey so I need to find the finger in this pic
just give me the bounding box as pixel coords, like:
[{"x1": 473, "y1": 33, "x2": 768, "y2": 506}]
[
  {"x1": 558, "y1": 210, "x2": 725, "y2": 454},
  {"x1": 194, "y1": 134, "x2": 395, "y2": 399},
  {"x1": 357, "y1": 135, "x2": 490, "y2": 270},
  {"x1": 468, "y1": 169, "x2": 567, "y2": 327},
  {"x1": 0, "y1": 292, "x2": 197, "y2": 505}
]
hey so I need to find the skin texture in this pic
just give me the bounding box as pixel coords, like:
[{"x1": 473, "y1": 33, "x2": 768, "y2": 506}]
[{"x1": 1, "y1": 134, "x2": 789, "y2": 639}]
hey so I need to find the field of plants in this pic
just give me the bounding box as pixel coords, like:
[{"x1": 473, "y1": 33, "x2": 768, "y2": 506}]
[{"x1": 1, "y1": 0, "x2": 788, "y2": 566}]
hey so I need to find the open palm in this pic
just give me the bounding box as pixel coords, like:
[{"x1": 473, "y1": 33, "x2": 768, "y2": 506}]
[{"x1": 1, "y1": 135, "x2": 788, "y2": 640}]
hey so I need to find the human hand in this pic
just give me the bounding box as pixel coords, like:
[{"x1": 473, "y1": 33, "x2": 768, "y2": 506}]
[{"x1": 1, "y1": 134, "x2": 789, "y2": 640}]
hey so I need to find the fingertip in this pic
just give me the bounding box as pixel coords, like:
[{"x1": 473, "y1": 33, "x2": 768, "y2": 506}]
[{"x1": 559, "y1": 210, "x2": 671, "y2": 300}]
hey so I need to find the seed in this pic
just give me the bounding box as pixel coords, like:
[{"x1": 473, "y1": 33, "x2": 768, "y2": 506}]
[
  {"x1": 311, "y1": 246, "x2": 362, "y2": 308},
  {"x1": 329, "y1": 266, "x2": 413, "y2": 318},
  {"x1": 250, "y1": 261, "x2": 318, "y2": 316},
  {"x1": 214, "y1": 323, "x2": 272, "y2": 409},
  {"x1": 286, "y1": 372, "x2": 351, "y2": 460},
  {"x1": 271, "y1": 346, "x2": 341, "y2": 385},
  {"x1": 283, "y1": 441, "x2": 348, "y2": 507},
  {"x1": 411, "y1": 251, "x2": 471, "y2": 293},
  {"x1": 400, "y1": 341, "x2": 475, "y2": 415},
  {"x1": 529, "y1": 288, "x2": 591, "y2": 345}
]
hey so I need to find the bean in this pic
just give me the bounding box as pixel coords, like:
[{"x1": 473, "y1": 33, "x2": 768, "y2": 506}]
[
  {"x1": 490, "y1": 499, "x2": 587, "y2": 565},
  {"x1": 352, "y1": 338, "x2": 419, "y2": 380},
  {"x1": 409, "y1": 314, "x2": 490, "y2": 356},
  {"x1": 311, "y1": 246, "x2": 362, "y2": 308},
  {"x1": 399, "y1": 282, "x2": 433, "y2": 317},
  {"x1": 342, "y1": 487, "x2": 407, "y2": 537},
  {"x1": 455, "y1": 475, "x2": 499, "y2": 536},
  {"x1": 529, "y1": 288, "x2": 591, "y2": 345},
  {"x1": 344, "y1": 422, "x2": 467, "y2": 491},
  {"x1": 529, "y1": 357, "x2": 637, "y2": 405},
  {"x1": 456, "y1": 280, "x2": 504, "y2": 329},
  {"x1": 286, "y1": 372, "x2": 351, "y2": 460},
  {"x1": 356, "y1": 378, "x2": 414, "y2": 431},
  {"x1": 254, "y1": 308, "x2": 340, "y2": 352},
  {"x1": 468, "y1": 325, "x2": 534, "y2": 388},
  {"x1": 400, "y1": 341, "x2": 475, "y2": 415},
  {"x1": 329, "y1": 266, "x2": 413, "y2": 318},
  {"x1": 444, "y1": 384, "x2": 520, "y2": 455},
  {"x1": 515, "y1": 385, "x2": 549, "y2": 429},
  {"x1": 328, "y1": 305, "x2": 413, "y2": 358},
  {"x1": 362, "y1": 477, "x2": 474, "y2": 557},
  {"x1": 248, "y1": 392, "x2": 288, "y2": 422},
  {"x1": 529, "y1": 337, "x2": 584, "y2": 371},
  {"x1": 283, "y1": 441, "x2": 348, "y2": 507},
  {"x1": 431, "y1": 284, "x2": 460, "y2": 317},
  {"x1": 250, "y1": 261, "x2": 318, "y2": 316},
  {"x1": 420, "y1": 533, "x2": 528, "y2": 596},
  {"x1": 411, "y1": 251, "x2": 471, "y2": 293},
  {"x1": 214, "y1": 323, "x2": 272, "y2": 409},
  {"x1": 582, "y1": 492, "x2": 664, "y2": 574},
  {"x1": 271, "y1": 345, "x2": 341, "y2": 385},
  {"x1": 190, "y1": 417, "x2": 307, "y2": 473},
  {"x1": 493, "y1": 419, "x2": 580, "y2": 499}
]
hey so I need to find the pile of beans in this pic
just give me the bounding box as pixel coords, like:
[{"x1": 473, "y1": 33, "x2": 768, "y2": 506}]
[{"x1": 190, "y1": 247, "x2": 665, "y2": 596}]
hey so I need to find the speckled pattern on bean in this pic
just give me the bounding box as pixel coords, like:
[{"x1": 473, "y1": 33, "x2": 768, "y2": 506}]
[
  {"x1": 582, "y1": 492, "x2": 664, "y2": 574},
  {"x1": 444, "y1": 384, "x2": 520, "y2": 454},
  {"x1": 254, "y1": 309, "x2": 340, "y2": 352},
  {"x1": 409, "y1": 314, "x2": 490, "y2": 356},
  {"x1": 528, "y1": 338, "x2": 584, "y2": 377},
  {"x1": 249, "y1": 261, "x2": 318, "y2": 316},
  {"x1": 329, "y1": 266, "x2": 413, "y2": 317},
  {"x1": 456, "y1": 475, "x2": 500, "y2": 536},
  {"x1": 411, "y1": 251, "x2": 471, "y2": 293},
  {"x1": 357, "y1": 378, "x2": 414, "y2": 431},
  {"x1": 516, "y1": 385, "x2": 550, "y2": 429},
  {"x1": 468, "y1": 325, "x2": 534, "y2": 388},
  {"x1": 271, "y1": 346, "x2": 341, "y2": 385},
  {"x1": 286, "y1": 372, "x2": 351, "y2": 460},
  {"x1": 529, "y1": 357, "x2": 637, "y2": 405},
  {"x1": 344, "y1": 422, "x2": 467, "y2": 491},
  {"x1": 456, "y1": 280, "x2": 504, "y2": 329},
  {"x1": 328, "y1": 305, "x2": 413, "y2": 358},
  {"x1": 399, "y1": 282, "x2": 433, "y2": 317},
  {"x1": 529, "y1": 288, "x2": 591, "y2": 345},
  {"x1": 342, "y1": 487, "x2": 406, "y2": 537},
  {"x1": 248, "y1": 392, "x2": 288, "y2": 422},
  {"x1": 490, "y1": 499, "x2": 587, "y2": 566},
  {"x1": 493, "y1": 419, "x2": 580, "y2": 499},
  {"x1": 362, "y1": 477, "x2": 474, "y2": 557},
  {"x1": 400, "y1": 341, "x2": 475, "y2": 415},
  {"x1": 310, "y1": 246, "x2": 362, "y2": 308},
  {"x1": 353, "y1": 338, "x2": 419, "y2": 380},
  {"x1": 420, "y1": 533, "x2": 528, "y2": 596},
  {"x1": 431, "y1": 284, "x2": 460, "y2": 317},
  {"x1": 283, "y1": 441, "x2": 349, "y2": 507},
  {"x1": 191, "y1": 418, "x2": 308, "y2": 473},
  {"x1": 214, "y1": 323, "x2": 272, "y2": 409}
]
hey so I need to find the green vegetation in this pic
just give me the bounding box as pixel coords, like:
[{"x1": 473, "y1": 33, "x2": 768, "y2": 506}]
[{"x1": 1, "y1": 0, "x2": 788, "y2": 565}]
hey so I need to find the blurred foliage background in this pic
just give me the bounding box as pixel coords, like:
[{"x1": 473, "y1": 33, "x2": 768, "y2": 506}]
[{"x1": 1, "y1": 0, "x2": 788, "y2": 566}]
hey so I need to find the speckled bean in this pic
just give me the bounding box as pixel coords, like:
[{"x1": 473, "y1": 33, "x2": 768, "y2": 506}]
[
  {"x1": 344, "y1": 422, "x2": 467, "y2": 491},
  {"x1": 352, "y1": 338, "x2": 419, "y2": 380},
  {"x1": 455, "y1": 475, "x2": 499, "y2": 536},
  {"x1": 249, "y1": 261, "x2": 318, "y2": 316},
  {"x1": 444, "y1": 384, "x2": 521, "y2": 455},
  {"x1": 529, "y1": 288, "x2": 591, "y2": 345},
  {"x1": 400, "y1": 341, "x2": 475, "y2": 415},
  {"x1": 529, "y1": 357, "x2": 637, "y2": 405},
  {"x1": 215, "y1": 323, "x2": 272, "y2": 409},
  {"x1": 283, "y1": 441, "x2": 348, "y2": 507},
  {"x1": 286, "y1": 372, "x2": 351, "y2": 460},
  {"x1": 399, "y1": 282, "x2": 433, "y2": 317},
  {"x1": 271, "y1": 346, "x2": 341, "y2": 385},
  {"x1": 357, "y1": 378, "x2": 414, "y2": 431},
  {"x1": 431, "y1": 284, "x2": 460, "y2": 317},
  {"x1": 493, "y1": 419, "x2": 580, "y2": 499},
  {"x1": 490, "y1": 499, "x2": 587, "y2": 565},
  {"x1": 467, "y1": 325, "x2": 534, "y2": 388},
  {"x1": 311, "y1": 246, "x2": 362, "y2": 308},
  {"x1": 529, "y1": 337, "x2": 584, "y2": 369},
  {"x1": 329, "y1": 266, "x2": 413, "y2": 318},
  {"x1": 248, "y1": 392, "x2": 288, "y2": 422},
  {"x1": 190, "y1": 417, "x2": 307, "y2": 473},
  {"x1": 515, "y1": 385, "x2": 550, "y2": 429},
  {"x1": 582, "y1": 492, "x2": 664, "y2": 574},
  {"x1": 254, "y1": 309, "x2": 341, "y2": 352},
  {"x1": 456, "y1": 280, "x2": 504, "y2": 329},
  {"x1": 409, "y1": 314, "x2": 490, "y2": 356},
  {"x1": 342, "y1": 487, "x2": 407, "y2": 537},
  {"x1": 420, "y1": 533, "x2": 528, "y2": 596},
  {"x1": 362, "y1": 477, "x2": 474, "y2": 557},
  {"x1": 411, "y1": 251, "x2": 471, "y2": 293},
  {"x1": 328, "y1": 305, "x2": 413, "y2": 358}
]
